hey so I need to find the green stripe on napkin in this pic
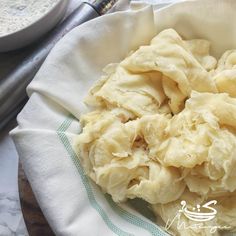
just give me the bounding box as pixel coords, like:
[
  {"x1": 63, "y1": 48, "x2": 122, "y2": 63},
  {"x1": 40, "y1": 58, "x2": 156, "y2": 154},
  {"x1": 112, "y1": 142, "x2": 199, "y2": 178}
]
[{"x1": 57, "y1": 115, "x2": 168, "y2": 236}]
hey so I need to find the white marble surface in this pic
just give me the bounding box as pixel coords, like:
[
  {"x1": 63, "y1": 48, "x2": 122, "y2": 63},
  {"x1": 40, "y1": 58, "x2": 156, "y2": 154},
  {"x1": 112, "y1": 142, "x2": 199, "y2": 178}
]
[
  {"x1": 0, "y1": 121, "x2": 28, "y2": 236},
  {"x1": 0, "y1": 1, "x2": 83, "y2": 236}
]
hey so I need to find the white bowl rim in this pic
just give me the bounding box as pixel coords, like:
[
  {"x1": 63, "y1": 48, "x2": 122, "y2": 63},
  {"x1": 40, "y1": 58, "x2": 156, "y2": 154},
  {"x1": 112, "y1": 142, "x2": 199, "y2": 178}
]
[{"x1": 0, "y1": 0, "x2": 65, "y2": 39}]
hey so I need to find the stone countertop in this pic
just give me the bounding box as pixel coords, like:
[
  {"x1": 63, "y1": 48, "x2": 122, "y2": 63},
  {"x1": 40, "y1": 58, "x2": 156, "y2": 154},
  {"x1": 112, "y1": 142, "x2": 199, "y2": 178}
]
[{"x1": 0, "y1": 121, "x2": 28, "y2": 236}]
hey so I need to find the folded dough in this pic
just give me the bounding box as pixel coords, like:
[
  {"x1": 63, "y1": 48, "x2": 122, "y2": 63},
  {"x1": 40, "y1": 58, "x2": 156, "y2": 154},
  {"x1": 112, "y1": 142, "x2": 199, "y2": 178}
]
[
  {"x1": 74, "y1": 29, "x2": 236, "y2": 236},
  {"x1": 121, "y1": 29, "x2": 217, "y2": 113},
  {"x1": 85, "y1": 64, "x2": 167, "y2": 117},
  {"x1": 75, "y1": 111, "x2": 185, "y2": 203}
]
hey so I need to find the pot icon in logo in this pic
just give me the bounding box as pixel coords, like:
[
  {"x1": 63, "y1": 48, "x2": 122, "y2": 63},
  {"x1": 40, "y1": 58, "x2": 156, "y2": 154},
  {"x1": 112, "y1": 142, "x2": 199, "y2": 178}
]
[{"x1": 179, "y1": 200, "x2": 217, "y2": 222}]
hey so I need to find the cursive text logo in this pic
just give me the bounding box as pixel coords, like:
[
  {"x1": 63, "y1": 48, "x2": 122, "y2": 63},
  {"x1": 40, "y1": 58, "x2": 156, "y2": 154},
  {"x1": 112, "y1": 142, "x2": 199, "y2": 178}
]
[
  {"x1": 164, "y1": 200, "x2": 231, "y2": 234},
  {"x1": 179, "y1": 200, "x2": 217, "y2": 222}
]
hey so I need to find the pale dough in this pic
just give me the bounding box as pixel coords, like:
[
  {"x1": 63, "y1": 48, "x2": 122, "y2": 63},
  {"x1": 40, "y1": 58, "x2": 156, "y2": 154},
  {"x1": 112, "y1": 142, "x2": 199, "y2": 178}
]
[{"x1": 74, "y1": 29, "x2": 236, "y2": 235}]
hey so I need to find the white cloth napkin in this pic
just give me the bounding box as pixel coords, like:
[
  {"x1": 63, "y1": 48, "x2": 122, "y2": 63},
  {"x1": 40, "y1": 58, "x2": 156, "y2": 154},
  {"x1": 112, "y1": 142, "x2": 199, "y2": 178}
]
[{"x1": 11, "y1": 1, "x2": 236, "y2": 235}]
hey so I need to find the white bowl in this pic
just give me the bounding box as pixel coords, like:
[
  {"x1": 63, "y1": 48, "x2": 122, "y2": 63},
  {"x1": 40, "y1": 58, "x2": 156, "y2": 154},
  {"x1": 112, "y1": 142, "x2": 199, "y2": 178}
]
[{"x1": 0, "y1": 0, "x2": 69, "y2": 52}]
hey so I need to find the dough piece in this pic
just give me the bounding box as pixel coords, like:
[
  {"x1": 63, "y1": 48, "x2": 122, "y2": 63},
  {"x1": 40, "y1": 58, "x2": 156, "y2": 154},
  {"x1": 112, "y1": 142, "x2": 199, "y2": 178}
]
[
  {"x1": 184, "y1": 39, "x2": 217, "y2": 71},
  {"x1": 75, "y1": 112, "x2": 185, "y2": 203},
  {"x1": 121, "y1": 29, "x2": 217, "y2": 113},
  {"x1": 74, "y1": 29, "x2": 236, "y2": 236},
  {"x1": 86, "y1": 66, "x2": 166, "y2": 117},
  {"x1": 215, "y1": 50, "x2": 236, "y2": 72}
]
